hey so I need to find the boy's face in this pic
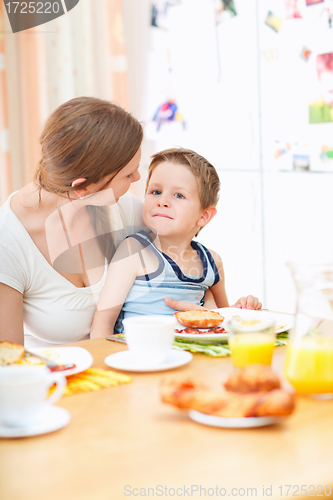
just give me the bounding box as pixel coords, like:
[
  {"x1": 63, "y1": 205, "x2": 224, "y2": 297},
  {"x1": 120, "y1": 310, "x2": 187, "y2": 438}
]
[{"x1": 143, "y1": 162, "x2": 205, "y2": 238}]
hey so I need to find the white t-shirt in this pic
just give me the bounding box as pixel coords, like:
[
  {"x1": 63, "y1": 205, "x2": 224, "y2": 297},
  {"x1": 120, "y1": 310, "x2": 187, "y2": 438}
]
[{"x1": 0, "y1": 192, "x2": 144, "y2": 348}]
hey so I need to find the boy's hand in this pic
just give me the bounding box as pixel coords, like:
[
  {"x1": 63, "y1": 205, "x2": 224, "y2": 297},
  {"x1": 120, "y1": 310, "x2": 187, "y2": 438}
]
[
  {"x1": 232, "y1": 295, "x2": 262, "y2": 310},
  {"x1": 165, "y1": 297, "x2": 205, "y2": 311},
  {"x1": 165, "y1": 289, "x2": 217, "y2": 311}
]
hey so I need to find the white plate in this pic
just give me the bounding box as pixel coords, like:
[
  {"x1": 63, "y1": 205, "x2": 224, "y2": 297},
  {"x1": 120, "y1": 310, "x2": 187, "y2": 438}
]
[
  {"x1": 104, "y1": 349, "x2": 193, "y2": 372},
  {"x1": 0, "y1": 406, "x2": 71, "y2": 438},
  {"x1": 175, "y1": 307, "x2": 294, "y2": 342},
  {"x1": 30, "y1": 347, "x2": 93, "y2": 377},
  {"x1": 189, "y1": 410, "x2": 285, "y2": 428}
]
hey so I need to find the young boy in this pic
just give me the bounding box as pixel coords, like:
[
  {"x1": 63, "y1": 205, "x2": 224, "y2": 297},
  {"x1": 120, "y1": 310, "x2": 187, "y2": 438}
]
[{"x1": 91, "y1": 148, "x2": 261, "y2": 337}]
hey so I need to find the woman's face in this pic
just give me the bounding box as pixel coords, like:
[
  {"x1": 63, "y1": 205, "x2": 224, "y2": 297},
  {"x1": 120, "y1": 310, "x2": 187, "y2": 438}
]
[{"x1": 85, "y1": 148, "x2": 141, "y2": 205}]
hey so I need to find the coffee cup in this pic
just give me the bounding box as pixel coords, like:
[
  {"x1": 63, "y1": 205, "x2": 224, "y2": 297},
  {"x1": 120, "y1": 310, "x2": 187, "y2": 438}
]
[
  {"x1": 122, "y1": 315, "x2": 176, "y2": 366},
  {"x1": 0, "y1": 365, "x2": 66, "y2": 427}
]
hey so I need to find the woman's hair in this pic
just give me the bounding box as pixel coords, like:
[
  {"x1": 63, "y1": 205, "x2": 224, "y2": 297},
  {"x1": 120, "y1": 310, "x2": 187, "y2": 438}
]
[
  {"x1": 35, "y1": 97, "x2": 143, "y2": 261},
  {"x1": 35, "y1": 96, "x2": 143, "y2": 193},
  {"x1": 146, "y1": 147, "x2": 220, "y2": 209}
]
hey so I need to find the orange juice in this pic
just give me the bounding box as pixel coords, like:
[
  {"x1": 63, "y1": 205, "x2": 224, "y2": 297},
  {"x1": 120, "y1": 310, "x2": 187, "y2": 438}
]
[
  {"x1": 284, "y1": 336, "x2": 333, "y2": 394},
  {"x1": 228, "y1": 333, "x2": 275, "y2": 368}
]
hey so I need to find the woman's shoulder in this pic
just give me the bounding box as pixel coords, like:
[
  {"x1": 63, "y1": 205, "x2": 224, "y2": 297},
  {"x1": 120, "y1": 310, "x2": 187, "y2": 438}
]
[
  {"x1": 0, "y1": 192, "x2": 21, "y2": 238},
  {"x1": 0, "y1": 191, "x2": 16, "y2": 215}
]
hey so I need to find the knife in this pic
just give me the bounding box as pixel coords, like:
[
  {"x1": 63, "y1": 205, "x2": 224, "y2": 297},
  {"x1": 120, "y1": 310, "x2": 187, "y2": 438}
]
[
  {"x1": 24, "y1": 350, "x2": 74, "y2": 370},
  {"x1": 106, "y1": 336, "x2": 127, "y2": 344}
]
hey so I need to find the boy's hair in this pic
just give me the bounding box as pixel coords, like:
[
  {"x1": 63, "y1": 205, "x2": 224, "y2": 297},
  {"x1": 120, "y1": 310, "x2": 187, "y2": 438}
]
[{"x1": 145, "y1": 147, "x2": 220, "y2": 210}]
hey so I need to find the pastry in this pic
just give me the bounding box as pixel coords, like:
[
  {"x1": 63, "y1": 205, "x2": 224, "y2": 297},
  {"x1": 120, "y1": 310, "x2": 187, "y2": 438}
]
[
  {"x1": 161, "y1": 365, "x2": 295, "y2": 418},
  {"x1": 0, "y1": 341, "x2": 25, "y2": 366},
  {"x1": 174, "y1": 310, "x2": 224, "y2": 328},
  {"x1": 224, "y1": 364, "x2": 281, "y2": 393}
]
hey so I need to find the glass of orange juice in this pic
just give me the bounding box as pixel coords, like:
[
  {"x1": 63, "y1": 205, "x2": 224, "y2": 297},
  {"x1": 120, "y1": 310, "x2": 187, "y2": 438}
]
[
  {"x1": 228, "y1": 317, "x2": 276, "y2": 368},
  {"x1": 284, "y1": 263, "x2": 333, "y2": 398},
  {"x1": 284, "y1": 335, "x2": 333, "y2": 396}
]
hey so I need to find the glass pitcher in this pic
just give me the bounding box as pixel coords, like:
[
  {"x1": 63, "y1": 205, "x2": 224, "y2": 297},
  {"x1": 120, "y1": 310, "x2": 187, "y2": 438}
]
[{"x1": 284, "y1": 263, "x2": 333, "y2": 398}]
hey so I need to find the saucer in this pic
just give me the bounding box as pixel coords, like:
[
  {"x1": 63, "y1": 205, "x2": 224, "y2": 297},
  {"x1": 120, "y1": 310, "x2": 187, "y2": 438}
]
[
  {"x1": 188, "y1": 410, "x2": 285, "y2": 428},
  {"x1": 104, "y1": 349, "x2": 193, "y2": 372},
  {"x1": 0, "y1": 406, "x2": 71, "y2": 438}
]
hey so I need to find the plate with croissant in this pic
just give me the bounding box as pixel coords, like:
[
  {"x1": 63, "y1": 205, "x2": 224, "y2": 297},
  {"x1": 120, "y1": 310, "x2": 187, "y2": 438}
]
[
  {"x1": 161, "y1": 364, "x2": 295, "y2": 428},
  {"x1": 174, "y1": 308, "x2": 293, "y2": 342}
]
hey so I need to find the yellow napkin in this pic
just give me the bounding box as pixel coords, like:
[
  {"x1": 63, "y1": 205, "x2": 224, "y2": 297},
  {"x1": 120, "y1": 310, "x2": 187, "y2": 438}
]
[{"x1": 63, "y1": 368, "x2": 132, "y2": 396}]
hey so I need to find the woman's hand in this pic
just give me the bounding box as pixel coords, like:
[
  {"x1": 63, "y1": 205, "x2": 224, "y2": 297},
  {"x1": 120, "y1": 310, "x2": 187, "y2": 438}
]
[{"x1": 232, "y1": 295, "x2": 262, "y2": 310}]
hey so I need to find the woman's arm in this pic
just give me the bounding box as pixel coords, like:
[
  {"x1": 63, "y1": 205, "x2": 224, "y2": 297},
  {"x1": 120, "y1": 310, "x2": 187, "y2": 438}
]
[
  {"x1": 90, "y1": 237, "x2": 157, "y2": 338},
  {"x1": 90, "y1": 240, "x2": 141, "y2": 338},
  {"x1": 0, "y1": 283, "x2": 24, "y2": 344}
]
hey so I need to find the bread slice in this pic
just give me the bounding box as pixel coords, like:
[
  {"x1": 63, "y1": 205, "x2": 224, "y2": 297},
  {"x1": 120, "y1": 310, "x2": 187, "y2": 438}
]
[
  {"x1": 174, "y1": 310, "x2": 224, "y2": 329},
  {"x1": 0, "y1": 341, "x2": 25, "y2": 366}
]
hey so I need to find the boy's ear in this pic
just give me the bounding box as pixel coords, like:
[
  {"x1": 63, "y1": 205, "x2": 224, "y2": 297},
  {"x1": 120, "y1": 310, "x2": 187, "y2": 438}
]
[{"x1": 197, "y1": 205, "x2": 217, "y2": 228}]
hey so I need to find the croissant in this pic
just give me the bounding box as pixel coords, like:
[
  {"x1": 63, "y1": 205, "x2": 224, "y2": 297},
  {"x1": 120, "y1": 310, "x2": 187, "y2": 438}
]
[
  {"x1": 162, "y1": 385, "x2": 231, "y2": 413},
  {"x1": 161, "y1": 366, "x2": 295, "y2": 418},
  {"x1": 254, "y1": 389, "x2": 295, "y2": 417},
  {"x1": 160, "y1": 375, "x2": 209, "y2": 409},
  {"x1": 224, "y1": 364, "x2": 281, "y2": 393}
]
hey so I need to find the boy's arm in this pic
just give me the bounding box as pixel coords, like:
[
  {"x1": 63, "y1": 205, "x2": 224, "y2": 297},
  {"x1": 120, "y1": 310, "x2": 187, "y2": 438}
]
[
  {"x1": 207, "y1": 249, "x2": 229, "y2": 308},
  {"x1": 90, "y1": 239, "x2": 144, "y2": 338},
  {"x1": 202, "y1": 289, "x2": 218, "y2": 309},
  {"x1": 164, "y1": 252, "x2": 228, "y2": 312},
  {"x1": 208, "y1": 249, "x2": 262, "y2": 310}
]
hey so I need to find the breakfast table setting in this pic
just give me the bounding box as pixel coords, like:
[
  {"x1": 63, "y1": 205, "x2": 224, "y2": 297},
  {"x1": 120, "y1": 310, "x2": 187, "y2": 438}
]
[{"x1": 1, "y1": 288, "x2": 333, "y2": 500}]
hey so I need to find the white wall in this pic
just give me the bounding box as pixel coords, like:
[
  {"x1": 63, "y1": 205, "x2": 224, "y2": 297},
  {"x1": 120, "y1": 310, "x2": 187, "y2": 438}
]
[{"x1": 123, "y1": 0, "x2": 333, "y2": 312}]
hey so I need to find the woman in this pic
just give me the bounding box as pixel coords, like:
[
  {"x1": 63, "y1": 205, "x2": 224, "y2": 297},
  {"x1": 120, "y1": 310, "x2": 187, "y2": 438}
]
[
  {"x1": 0, "y1": 97, "x2": 144, "y2": 348},
  {"x1": 0, "y1": 97, "x2": 261, "y2": 348}
]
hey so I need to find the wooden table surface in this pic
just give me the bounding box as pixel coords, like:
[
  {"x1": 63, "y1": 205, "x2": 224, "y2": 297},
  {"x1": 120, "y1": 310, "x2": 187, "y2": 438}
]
[{"x1": 1, "y1": 338, "x2": 333, "y2": 500}]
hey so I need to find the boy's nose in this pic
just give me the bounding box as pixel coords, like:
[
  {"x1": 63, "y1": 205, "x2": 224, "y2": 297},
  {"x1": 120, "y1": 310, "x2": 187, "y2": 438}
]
[{"x1": 157, "y1": 197, "x2": 170, "y2": 207}]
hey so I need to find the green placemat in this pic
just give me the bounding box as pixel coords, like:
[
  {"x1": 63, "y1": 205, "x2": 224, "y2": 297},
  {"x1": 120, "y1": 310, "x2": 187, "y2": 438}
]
[
  {"x1": 173, "y1": 339, "x2": 231, "y2": 357},
  {"x1": 174, "y1": 332, "x2": 289, "y2": 357},
  {"x1": 116, "y1": 332, "x2": 289, "y2": 358}
]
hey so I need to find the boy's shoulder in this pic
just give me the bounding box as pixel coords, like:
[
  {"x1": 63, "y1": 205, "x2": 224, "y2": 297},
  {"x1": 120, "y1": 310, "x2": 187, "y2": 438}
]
[
  {"x1": 194, "y1": 241, "x2": 221, "y2": 261},
  {"x1": 116, "y1": 230, "x2": 158, "y2": 258},
  {"x1": 206, "y1": 247, "x2": 221, "y2": 261}
]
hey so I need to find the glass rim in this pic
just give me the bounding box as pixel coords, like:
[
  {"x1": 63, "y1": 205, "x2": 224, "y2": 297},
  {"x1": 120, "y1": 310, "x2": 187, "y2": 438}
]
[{"x1": 228, "y1": 316, "x2": 275, "y2": 333}]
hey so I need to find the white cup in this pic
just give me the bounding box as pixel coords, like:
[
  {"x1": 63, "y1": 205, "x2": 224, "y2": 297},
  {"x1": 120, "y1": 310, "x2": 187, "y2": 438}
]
[
  {"x1": 122, "y1": 315, "x2": 176, "y2": 366},
  {"x1": 0, "y1": 365, "x2": 66, "y2": 427}
]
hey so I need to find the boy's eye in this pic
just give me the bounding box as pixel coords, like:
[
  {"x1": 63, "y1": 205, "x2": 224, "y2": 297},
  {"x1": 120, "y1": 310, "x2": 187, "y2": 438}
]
[
  {"x1": 152, "y1": 189, "x2": 161, "y2": 195},
  {"x1": 174, "y1": 193, "x2": 184, "y2": 199}
]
